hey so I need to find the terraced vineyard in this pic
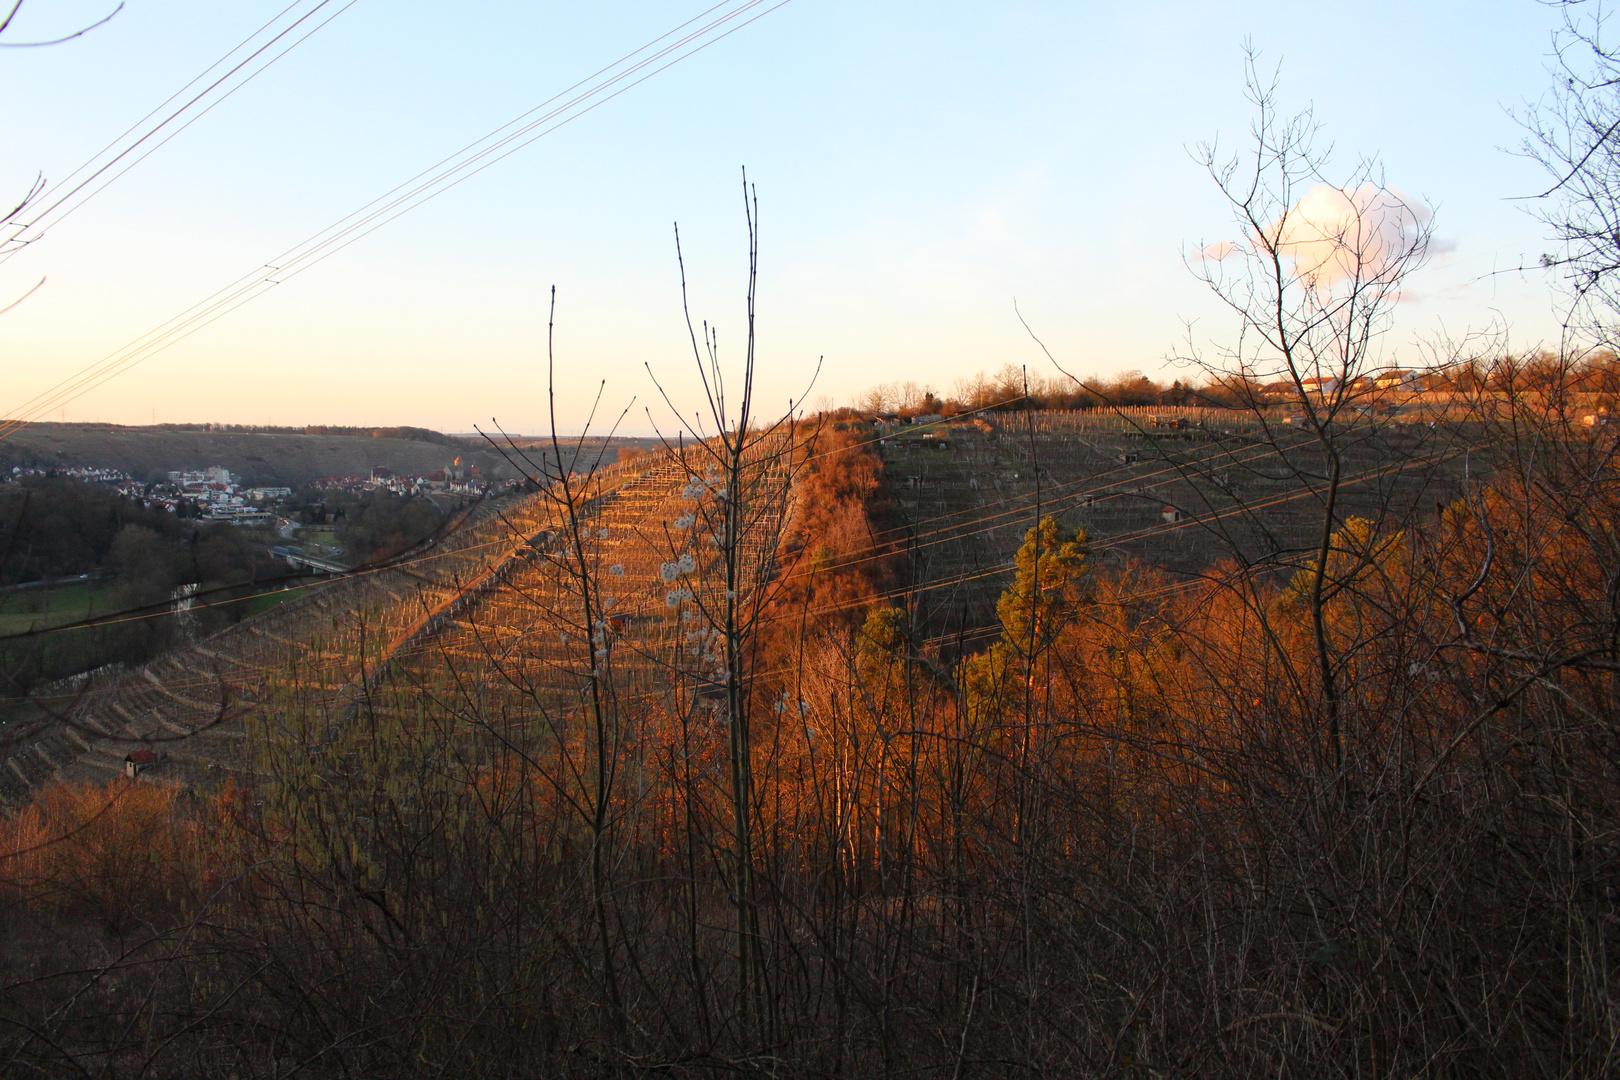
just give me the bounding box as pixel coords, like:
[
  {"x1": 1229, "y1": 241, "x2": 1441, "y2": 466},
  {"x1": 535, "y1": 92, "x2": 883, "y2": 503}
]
[
  {"x1": 0, "y1": 462, "x2": 636, "y2": 798},
  {"x1": 884, "y1": 409, "x2": 1469, "y2": 634},
  {"x1": 0, "y1": 410, "x2": 1464, "y2": 798},
  {"x1": 381, "y1": 451, "x2": 782, "y2": 726},
  {"x1": 0, "y1": 440, "x2": 794, "y2": 802}
]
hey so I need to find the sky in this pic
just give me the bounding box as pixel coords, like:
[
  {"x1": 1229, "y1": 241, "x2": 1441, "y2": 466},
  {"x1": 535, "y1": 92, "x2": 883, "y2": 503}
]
[{"x1": 0, "y1": 0, "x2": 1583, "y2": 435}]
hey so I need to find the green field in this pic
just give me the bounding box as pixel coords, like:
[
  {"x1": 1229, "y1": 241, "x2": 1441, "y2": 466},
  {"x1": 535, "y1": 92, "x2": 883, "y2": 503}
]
[
  {"x1": 0, "y1": 576, "x2": 324, "y2": 635},
  {"x1": 0, "y1": 582, "x2": 114, "y2": 635},
  {"x1": 244, "y1": 583, "x2": 320, "y2": 618},
  {"x1": 295, "y1": 527, "x2": 342, "y2": 554}
]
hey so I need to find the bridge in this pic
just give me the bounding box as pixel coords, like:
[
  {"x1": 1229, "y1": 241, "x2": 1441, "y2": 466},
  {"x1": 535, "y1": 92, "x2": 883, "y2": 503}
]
[{"x1": 269, "y1": 545, "x2": 351, "y2": 574}]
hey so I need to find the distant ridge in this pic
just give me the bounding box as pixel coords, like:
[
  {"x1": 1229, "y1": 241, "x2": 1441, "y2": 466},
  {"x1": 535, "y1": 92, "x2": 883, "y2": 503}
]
[{"x1": 0, "y1": 423, "x2": 508, "y2": 487}]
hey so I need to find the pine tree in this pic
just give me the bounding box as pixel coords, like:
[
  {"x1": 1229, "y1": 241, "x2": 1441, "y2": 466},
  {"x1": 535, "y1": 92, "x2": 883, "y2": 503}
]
[{"x1": 996, "y1": 514, "x2": 1091, "y2": 658}]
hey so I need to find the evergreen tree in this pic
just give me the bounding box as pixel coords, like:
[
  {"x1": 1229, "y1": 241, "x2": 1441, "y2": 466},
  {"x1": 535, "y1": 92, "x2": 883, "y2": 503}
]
[{"x1": 996, "y1": 514, "x2": 1091, "y2": 658}]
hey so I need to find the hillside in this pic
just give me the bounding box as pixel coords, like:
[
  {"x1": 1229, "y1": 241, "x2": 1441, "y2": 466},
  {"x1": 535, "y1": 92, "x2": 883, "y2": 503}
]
[
  {"x1": 0, "y1": 412, "x2": 1609, "y2": 1078},
  {"x1": 0, "y1": 455, "x2": 646, "y2": 797},
  {"x1": 879, "y1": 408, "x2": 1471, "y2": 639},
  {"x1": 0, "y1": 423, "x2": 507, "y2": 486}
]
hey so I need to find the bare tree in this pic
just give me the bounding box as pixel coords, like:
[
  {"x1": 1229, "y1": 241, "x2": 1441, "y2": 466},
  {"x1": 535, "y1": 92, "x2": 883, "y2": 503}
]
[
  {"x1": 0, "y1": 1, "x2": 125, "y2": 313},
  {"x1": 1522, "y1": 0, "x2": 1620, "y2": 348},
  {"x1": 1181, "y1": 50, "x2": 1433, "y2": 767},
  {"x1": 644, "y1": 171, "x2": 818, "y2": 1047}
]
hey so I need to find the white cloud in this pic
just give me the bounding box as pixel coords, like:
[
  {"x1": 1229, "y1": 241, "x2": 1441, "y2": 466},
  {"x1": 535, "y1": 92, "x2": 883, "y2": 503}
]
[{"x1": 1268, "y1": 184, "x2": 1432, "y2": 289}]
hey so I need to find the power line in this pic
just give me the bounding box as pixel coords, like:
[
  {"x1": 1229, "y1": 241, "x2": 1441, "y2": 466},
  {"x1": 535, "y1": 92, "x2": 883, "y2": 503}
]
[
  {"x1": 10, "y1": 444, "x2": 1462, "y2": 711},
  {"x1": 754, "y1": 443, "x2": 1466, "y2": 632},
  {"x1": 0, "y1": 0, "x2": 796, "y2": 441},
  {"x1": 0, "y1": 1, "x2": 357, "y2": 263}
]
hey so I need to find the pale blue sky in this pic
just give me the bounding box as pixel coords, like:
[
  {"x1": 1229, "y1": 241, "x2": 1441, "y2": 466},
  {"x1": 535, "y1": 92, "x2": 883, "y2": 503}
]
[{"x1": 0, "y1": 1, "x2": 1576, "y2": 433}]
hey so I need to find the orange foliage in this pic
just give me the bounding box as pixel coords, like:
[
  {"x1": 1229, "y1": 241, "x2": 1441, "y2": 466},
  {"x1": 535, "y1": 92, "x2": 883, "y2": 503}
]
[{"x1": 0, "y1": 779, "x2": 247, "y2": 932}]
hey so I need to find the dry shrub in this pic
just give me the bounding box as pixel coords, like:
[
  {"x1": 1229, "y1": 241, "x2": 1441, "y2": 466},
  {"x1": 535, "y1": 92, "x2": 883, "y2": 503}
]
[{"x1": 0, "y1": 779, "x2": 241, "y2": 933}]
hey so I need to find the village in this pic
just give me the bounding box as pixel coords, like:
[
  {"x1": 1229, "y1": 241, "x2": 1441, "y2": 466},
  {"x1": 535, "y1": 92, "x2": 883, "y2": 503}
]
[{"x1": 3, "y1": 457, "x2": 501, "y2": 526}]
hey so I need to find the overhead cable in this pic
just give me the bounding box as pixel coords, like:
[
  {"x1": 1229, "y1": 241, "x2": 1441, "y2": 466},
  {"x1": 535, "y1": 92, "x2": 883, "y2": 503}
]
[
  {"x1": 0, "y1": 0, "x2": 795, "y2": 441},
  {"x1": 0, "y1": 0, "x2": 358, "y2": 264}
]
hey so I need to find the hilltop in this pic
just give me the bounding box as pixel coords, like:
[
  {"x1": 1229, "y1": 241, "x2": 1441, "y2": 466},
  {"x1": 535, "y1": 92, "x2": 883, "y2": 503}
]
[{"x1": 0, "y1": 423, "x2": 659, "y2": 487}]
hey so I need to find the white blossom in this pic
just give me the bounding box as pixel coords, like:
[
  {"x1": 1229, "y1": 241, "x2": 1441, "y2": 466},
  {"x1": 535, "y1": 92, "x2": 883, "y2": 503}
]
[
  {"x1": 610, "y1": 564, "x2": 625, "y2": 577},
  {"x1": 677, "y1": 553, "x2": 697, "y2": 574},
  {"x1": 597, "y1": 527, "x2": 609, "y2": 539},
  {"x1": 660, "y1": 562, "x2": 680, "y2": 583},
  {"x1": 673, "y1": 514, "x2": 694, "y2": 530}
]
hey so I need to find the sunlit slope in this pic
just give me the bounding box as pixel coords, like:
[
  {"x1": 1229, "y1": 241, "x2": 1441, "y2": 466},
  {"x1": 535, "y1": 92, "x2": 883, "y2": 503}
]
[
  {"x1": 388, "y1": 457, "x2": 704, "y2": 703},
  {"x1": 0, "y1": 456, "x2": 697, "y2": 801},
  {"x1": 379, "y1": 442, "x2": 789, "y2": 720}
]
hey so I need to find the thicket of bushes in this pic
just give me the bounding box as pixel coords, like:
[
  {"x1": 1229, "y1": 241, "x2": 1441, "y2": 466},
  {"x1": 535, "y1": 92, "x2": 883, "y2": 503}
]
[{"x1": 326, "y1": 488, "x2": 447, "y2": 563}]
